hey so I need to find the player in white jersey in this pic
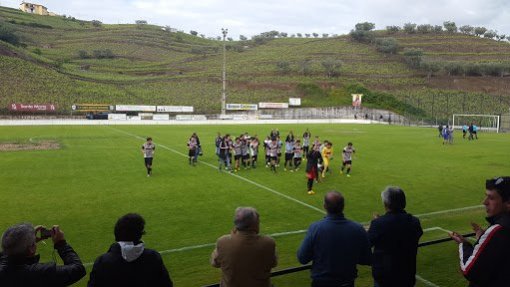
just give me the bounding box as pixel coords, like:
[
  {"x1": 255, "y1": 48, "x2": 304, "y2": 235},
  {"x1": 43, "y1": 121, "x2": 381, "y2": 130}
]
[
  {"x1": 292, "y1": 140, "x2": 303, "y2": 172},
  {"x1": 267, "y1": 138, "x2": 279, "y2": 173},
  {"x1": 141, "y1": 137, "x2": 155, "y2": 177},
  {"x1": 340, "y1": 142, "x2": 356, "y2": 177}
]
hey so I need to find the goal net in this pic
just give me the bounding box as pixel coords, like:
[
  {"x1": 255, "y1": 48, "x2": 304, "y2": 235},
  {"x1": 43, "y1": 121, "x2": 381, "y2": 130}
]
[{"x1": 452, "y1": 114, "x2": 500, "y2": 133}]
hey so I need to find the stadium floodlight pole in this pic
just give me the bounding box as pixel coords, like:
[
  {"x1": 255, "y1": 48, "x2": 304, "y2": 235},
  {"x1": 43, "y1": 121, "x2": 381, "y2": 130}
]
[{"x1": 220, "y1": 28, "x2": 228, "y2": 116}]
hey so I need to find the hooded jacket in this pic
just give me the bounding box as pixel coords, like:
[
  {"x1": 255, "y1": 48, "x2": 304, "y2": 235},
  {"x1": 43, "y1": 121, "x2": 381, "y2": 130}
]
[
  {"x1": 459, "y1": 213, "x2": 510, "y2": 287},
  {"x1": 0, "y1": 240, "x2": 86, "y2": 287},
  {"x1": 87, "y1": 242, "x2": 172, "y2": 287}
]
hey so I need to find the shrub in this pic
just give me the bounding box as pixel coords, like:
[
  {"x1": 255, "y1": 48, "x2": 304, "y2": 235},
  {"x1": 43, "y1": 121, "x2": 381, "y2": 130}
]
[
  {"x1": 375, "y1": 37, "x2": 399, "y2": 54},
  {"x1": 78, "y1": 50, "x2": 90, "y2": 59},
  {"x1": 0, "y1": 25, "x2": 20, "y2": 46}
]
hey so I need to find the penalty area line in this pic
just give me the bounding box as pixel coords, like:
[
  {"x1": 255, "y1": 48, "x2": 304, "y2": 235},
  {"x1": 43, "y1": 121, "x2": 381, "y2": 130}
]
[{"x1": 108, "y1": 127, "x2": 325, "y2": 215}]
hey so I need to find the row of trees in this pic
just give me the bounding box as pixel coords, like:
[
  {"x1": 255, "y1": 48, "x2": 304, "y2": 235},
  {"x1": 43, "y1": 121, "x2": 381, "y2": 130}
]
[
  {"x1": 386, "y1": 22, "x2": 508, "y2": 41},
  {"x1": 400, "y1": 48, "x2": 510, "y2": 77},
  {"x1": 276, "y1": 58, "x2": 343, "y2": 78},
  {"x1": 77, "y1": 49, "x2": 115, "y2": 59}
]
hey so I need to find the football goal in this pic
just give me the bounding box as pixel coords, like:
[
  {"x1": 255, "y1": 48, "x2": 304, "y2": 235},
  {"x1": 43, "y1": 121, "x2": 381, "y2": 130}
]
[{"x1": 452, "y1": 114, "x2": 500, "y2": 133}]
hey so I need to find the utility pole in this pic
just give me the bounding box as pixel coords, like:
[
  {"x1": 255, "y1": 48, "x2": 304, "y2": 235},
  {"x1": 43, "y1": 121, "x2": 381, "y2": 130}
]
[{"x1": 220, "y1": 28, "x2": 228, "y2": 116}]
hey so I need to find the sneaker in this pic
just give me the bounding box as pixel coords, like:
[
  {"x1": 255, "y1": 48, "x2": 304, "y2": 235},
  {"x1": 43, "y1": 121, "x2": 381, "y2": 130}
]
[
  {"x1": 284, "y1": 168, "x2": 287, "y2": 171},
  {"x1": 290, "y1": 170, "x2": 294, "y2": 173},
  {"x1": 307, "y1": 190, "x2": 315, "y2": 195},
  {"x1": 321, "y1": 175, "x2": 325, "y2": 178},
  {"x1": 340, "y1": 170, "x2": 344, "y2": 175},
  {"x1": 347, "y1": 174, "x2": 351, "y2": 177},
  {"x1": 147, "y1": 174, "x2": 150, "y2": 177}
]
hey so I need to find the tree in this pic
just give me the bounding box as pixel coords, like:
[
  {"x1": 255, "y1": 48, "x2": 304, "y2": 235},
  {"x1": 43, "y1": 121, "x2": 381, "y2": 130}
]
[
  {"x1": 276, "y1": 61, "x2": 291, "y2": 75},
  {"x1": 474, "y1": 27, "x2": 487, "y2": 36},
  {"x1": 321, "y1": 58, "x2": 342, "y2": 78},
  {"x1": 91, "y1": 20, "x2": 102, "y2": 27},
  {"x1": 403, "y1": 23, "x2": 417, "y2": 34},
  {"x1": 484, "y1": 30, "x2": 497, "y2": 39},
  {"x1": 190, "y1": 30, "x2": 198, "y2": 36},
  {"x1": 355, "y1": 22, "x2": 375, "y2": 31},
  {"x1": 403, "y1": 48, "x2": 423, "y2": 68},
  {"x1": 459, "y1": 25, "x2": 474, "y2": 35},
  {"x1": 298, "y1": 60, "x2": 313, "y2": 76},
  {"x1": 322, "y1": 33, "x2": 329, "y2": 38},
  {"x1": 227, "y1": 37, "x2": 233, "y2": 41},
  {"x1": 297, "y1": 33, "x2": 302, "y2": 38},
  {"x1": 239, "y1": 35, "x2": 247, "y2": 41},
  {"x1": 350, "y1": 22, "x2": 376, "y2": 43},
  {"x1": 305, "y1": 33, "x2": 310, "y2": 38},
  {"x1": 497, "y1": 34, "x2": 506, "y2": 41},
  {"x1": 421, "y1": 61, "x2": 442, "y2": 78},
  {"x1": 386, "y1": 26, "x2": 400, "y2": 34},
  {"x1": 433, "y1": 25, "x2": 443, "y2": 33},
  {"x1": 312, "y1": 33, "x2": 319, "y2": 38},
  {"x1": 375, "y1": 37, "x2": 399, "y2": 54},
  {"x1": 507, "y1": 36, "x2": 510, "y2": 42},
  {"x1": 417, "y1": 24, "x2": 433, "y2": 33},
  {"x1": 279, "y1": 32, "x2": 288, "y2": 38},
  {"x1": 200, "y1": 34, "x2": 205, "y2": 38},
  {"x1": 135, "y1": 20, "x2": 148, "y2": 25},
  {"x1": 443, "y1": 21, "x2": 457, "y2": 33}
]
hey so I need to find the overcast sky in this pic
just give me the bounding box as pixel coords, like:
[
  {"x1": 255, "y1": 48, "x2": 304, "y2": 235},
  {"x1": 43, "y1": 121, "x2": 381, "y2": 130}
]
[{"x1": 3, "y1": 0, "x2": 509, "y2": 39}]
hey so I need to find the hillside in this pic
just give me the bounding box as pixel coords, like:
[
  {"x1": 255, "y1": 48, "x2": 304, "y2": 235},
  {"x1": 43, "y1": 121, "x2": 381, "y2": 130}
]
[{"x1": 1, "y1": 6, "x2": 510, "y2": 120}]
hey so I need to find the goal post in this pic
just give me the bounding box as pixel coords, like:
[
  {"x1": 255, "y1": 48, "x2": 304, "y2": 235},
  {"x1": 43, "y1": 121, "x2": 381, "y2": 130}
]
[{"x1": 452, "y1": 114, "x2": 500, "y2": 133}]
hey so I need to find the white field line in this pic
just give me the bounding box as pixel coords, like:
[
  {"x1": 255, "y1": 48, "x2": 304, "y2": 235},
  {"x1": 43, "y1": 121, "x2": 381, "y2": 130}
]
[
  {"x1": 83, "y1": 227, "x2": 443, "y2": 267},
  {"x1": 109, "y1": 127, "x2": 325, "y2": 214},
  {"x1": 436, "y1": 227, "x2": 477, "y2": 243},
  {"x1": 416, "y1": 274, "x2": 442, "y2": 287}
]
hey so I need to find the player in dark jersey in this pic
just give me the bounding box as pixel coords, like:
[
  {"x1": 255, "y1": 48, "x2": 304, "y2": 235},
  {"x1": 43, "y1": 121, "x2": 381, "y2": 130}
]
[
  {"x1": 340, "y1": 142, "x2": 356, "y2": 177},
  {"x1": 141, "y1": 137, "x2": 155, "y2": 177},
  {"x1": 305, "y1": 149, "x2": 321, "y2": 195}
]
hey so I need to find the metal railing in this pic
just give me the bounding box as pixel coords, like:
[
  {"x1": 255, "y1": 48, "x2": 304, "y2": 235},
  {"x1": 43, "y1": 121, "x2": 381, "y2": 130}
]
[{"x1": 202, "y1": 232, "x2": 476, "y2": 287}]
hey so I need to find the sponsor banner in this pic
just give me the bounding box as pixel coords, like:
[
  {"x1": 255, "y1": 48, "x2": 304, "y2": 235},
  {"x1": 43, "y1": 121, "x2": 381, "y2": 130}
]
[
  {"x1": 153, "y1": 114, "x2": 170, "y2": 121},
  {"x1": 108, "y1": 114, "x2": 127, "y2": 120},
  {"x1": 115, "y1": 105, "x2": 156, "y2": 112},
  {"x1": 352, "y1": 94, "x2": 363, "y2": 107},
  {"x1": 156, "y1": 106, "x2": 194, "y2": 113},
  {"x1": 176, "y1": 115, "x2": 207, "y2": 121},
  {"x1": 289, "y1": 98, "x2": 301, "y2": 106},
  {"x1": 226, "y1": 103, "x2": 258, "y2": 111},
  {"x1": 258, "y1": 102, "x2": 289, "y2": 109},
  {"x1": 72, "y1": 104, "x2": 112, "y2": 112},
  {"x1": 9, "y1": 103, "x2": 56, "y2": 112}
]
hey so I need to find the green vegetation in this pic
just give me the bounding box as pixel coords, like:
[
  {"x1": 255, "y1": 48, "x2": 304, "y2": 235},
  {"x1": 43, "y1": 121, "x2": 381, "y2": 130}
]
[
  {"x1": 0, "y1": 124, "x2": 509, "y2": 287},
  {"x1": 0, "y1": 6, "x2": 510, "y2": 118}
]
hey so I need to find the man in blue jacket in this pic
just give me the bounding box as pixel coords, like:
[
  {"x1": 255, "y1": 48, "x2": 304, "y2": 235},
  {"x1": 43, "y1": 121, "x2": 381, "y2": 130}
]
[
  {"x1": 368, "y1": 187, "x2": 423, "y2": 287},
  {"x1": 297, "y1": 191, "x2": 371, "y2": 287}
]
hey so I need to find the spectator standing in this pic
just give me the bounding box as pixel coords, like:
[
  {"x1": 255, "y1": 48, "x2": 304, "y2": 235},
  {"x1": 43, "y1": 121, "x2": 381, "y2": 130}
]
[
  {"x1": 450, "y1": 177, "x2": 510, "y2": 287},
  {"x1": 368, "y1": 187, "x2": 423, "y2": 287},
  {"x1": 0, "y1": 224, "x2": 86, "y2": 286},
  {"x1": 298, "y1": 191, "x2": 371, "y2": 287},
  {"x1": 88, "y1": 213, "x2": 173, "y2": 287},
  {"x1": 211, "y1": 207, "x2": 277, "y2": 287}
]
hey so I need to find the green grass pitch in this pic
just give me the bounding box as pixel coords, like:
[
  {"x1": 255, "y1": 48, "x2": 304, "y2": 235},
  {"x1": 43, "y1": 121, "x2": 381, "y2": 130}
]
[{"x1": 1, "y1": 124, "x2": 509, "y2": 287}]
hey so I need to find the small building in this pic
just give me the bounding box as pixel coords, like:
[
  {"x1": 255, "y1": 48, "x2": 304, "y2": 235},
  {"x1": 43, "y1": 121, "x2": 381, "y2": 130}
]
[{"x1": 19, "y1": 2, "x2": 56, "y2": 16}]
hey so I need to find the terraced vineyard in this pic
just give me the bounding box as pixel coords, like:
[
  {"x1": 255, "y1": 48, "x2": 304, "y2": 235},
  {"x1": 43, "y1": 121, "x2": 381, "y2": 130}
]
[{"x1": 1, "y1": 5, "x2": 510, "y2": 119}]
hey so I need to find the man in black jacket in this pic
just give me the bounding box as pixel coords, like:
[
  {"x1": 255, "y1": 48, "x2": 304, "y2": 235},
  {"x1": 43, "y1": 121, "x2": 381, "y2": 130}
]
[
  {"x1": 368, "y1": 187, "x2": 423, "y2": 287},
  {"x1": 0, "y1": 224, "x2": 86, "y2": 287},
  {"x1": 88, "y1": 213, "x2": 173, "y2": 287},
  {"x1": 450, "y1": 176, "x2": 510, "y2": 287}
]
